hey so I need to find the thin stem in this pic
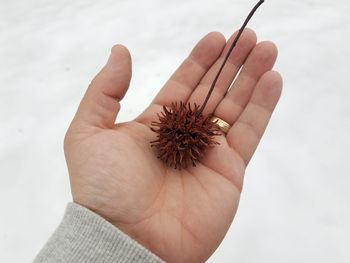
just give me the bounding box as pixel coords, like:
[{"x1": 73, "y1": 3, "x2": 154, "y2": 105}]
[{"x1": 198, "y1": 0, "x2": 265, "y2": 115}]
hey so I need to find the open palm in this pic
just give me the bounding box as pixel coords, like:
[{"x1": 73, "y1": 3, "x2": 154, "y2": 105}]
[{"x1": 64, "y1": 29, "x2": 282, "y2": 263}]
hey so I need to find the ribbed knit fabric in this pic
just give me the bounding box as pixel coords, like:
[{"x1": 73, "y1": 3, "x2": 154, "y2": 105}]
[{"x1": 33, "y1": 203, "x2": 164, "y2": 263}]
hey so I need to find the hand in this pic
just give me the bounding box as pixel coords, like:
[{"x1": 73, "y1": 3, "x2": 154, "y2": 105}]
[{"x1": 64, "y1": 29, "x2": 282, "y2": 263}]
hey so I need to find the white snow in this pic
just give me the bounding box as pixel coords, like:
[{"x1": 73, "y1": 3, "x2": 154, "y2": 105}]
[{"x1": 0, "y1": 0, "x2": 349, "y2": 262}]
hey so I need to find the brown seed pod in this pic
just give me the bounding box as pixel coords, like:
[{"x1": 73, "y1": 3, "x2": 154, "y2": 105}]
[
  {"x1": 150, "y1": 102, "x2": 220, "y2": 169},
  {"x1": 150, "y1": 0, "x2": 265, "y2": 169}
]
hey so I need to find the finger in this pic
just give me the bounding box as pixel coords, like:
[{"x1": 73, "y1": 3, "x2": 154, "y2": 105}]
[
  {"x1": 73, "y1": 44, "x2": 132, "y2": 129},
  {"x1": 213, "y1": 41, "x2": 278, "y2": 125},
  {"x1": 135, "y1": 32, "x2": 226, "y2": 125},
  {"x1": 187, "y1": 28, "x2": 257, "y2": 115},
  {"x1": 227, "y1": 71, "x2": 282, "y2": 165},
  {"x1": 151, "y1": 32, "x2": 226, "y2": 107}
]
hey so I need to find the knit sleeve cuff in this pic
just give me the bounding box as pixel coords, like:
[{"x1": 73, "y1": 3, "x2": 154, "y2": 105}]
[{"x1": 34, "y1": 202, "x2": 164, "y2": 263}]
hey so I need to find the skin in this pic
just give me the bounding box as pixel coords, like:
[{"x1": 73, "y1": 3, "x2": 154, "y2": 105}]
[{"x1": 64, "y1": 28, "x2": 283, "y2": 263}]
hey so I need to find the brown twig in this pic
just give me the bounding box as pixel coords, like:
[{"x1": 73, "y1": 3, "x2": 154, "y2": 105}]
[{"x1": 197, "y1": 0, "x2": 265, "y2": 115}]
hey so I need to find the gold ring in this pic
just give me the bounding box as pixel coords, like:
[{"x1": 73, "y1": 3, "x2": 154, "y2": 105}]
[{"x1": 210, "y1": 116, "x2": 231, "y2": 134}]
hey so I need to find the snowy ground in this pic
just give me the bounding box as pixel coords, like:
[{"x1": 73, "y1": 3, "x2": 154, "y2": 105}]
[{"x1": 1, "y1": 0, "x2": 349, "y2": 262}]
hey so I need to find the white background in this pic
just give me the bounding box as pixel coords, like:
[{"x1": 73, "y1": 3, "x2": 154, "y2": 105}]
[{"x1": 1, "y1": 0, "x2": 349, "y2": 262}]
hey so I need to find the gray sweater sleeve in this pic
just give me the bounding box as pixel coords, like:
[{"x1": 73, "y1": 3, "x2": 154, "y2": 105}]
[{"x1": 33, "y1": 203, "x2": 164, "y2": 263}]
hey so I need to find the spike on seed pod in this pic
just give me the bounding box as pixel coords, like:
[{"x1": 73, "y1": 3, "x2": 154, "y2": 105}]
[{"x1": 150, "y1": 0, "x2": 265, "y2": 169}]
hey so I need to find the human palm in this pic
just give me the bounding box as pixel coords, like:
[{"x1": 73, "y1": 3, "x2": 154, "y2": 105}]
[{"x1": 64, "y1": 29, "x2": 282, "y2": 263}]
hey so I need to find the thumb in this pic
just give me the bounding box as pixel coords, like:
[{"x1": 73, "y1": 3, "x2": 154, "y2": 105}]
[{"x1": 73, "y1": 44, "x2": 132, "y2": 129}]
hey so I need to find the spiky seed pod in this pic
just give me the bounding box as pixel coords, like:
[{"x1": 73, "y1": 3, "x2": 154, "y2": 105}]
[
  {"x1": 150, "y1": 102, "x2": 220, "y2": 169},
  {"x1": 149, "y1": 0, "x2": 264, "y2": 169}
]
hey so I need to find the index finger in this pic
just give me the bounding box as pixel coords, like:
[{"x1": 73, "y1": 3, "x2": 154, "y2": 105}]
[{"x1": 151, "y1": 32, "x2": 226, "y2": 107}]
